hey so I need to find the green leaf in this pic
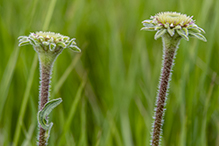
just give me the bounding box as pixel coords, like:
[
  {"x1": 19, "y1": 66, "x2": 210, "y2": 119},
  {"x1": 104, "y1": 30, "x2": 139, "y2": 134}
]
[
  {"x1": 67, "y1": 38, "x2": 76, "y2": 46},
  {"x1": 174, "y1": 25, "x2": 181, "y2": 30},
  {"x1": 154, "y1": 29, "x2": 166, "y2": 40},
  {"x1": 18, "y1": 36, "x2": 28, "y2": 42},
  {"x1": 39, "y1": 36, "x2": 45, "y2": 42},
  {"x1": 188, "y1": 24, "x2": 205, "y2": 33},
  {"x1": 42, "y1": 41, "x2": 49, "y2": 46},
  {"x1": 57, "y1": 42, "x2": 66, "y2": 48},
  {"x1": 197, "y1": 27, "x2": 205, "y2": 33},
  {"x1": 49, "y1": 43, "x2": 56, "y2": 51},
  {"x1": 29, "y1": 38, "x2": 39, "y2": 46},
  {"x1": 176, "y1": 29, "x2": 189, "y2": 41},
  {"x1": 18, "y1": 41, "x2": 30, "y2": 46},
  {"x1": 18, "y1": 36, "x2": 26, "y2": 40},
  {"x1": 141, "y1": 26, "x2": 156, "y2": 31},
  {"x1": 182, "y1": 28, "x2": 188, "y2": 36},
  {"x1": 189, "y1": 32, "x2": 207, "y2": 42},
  {"x1": 69, "y1": 45, "x2": 81, "y2": 52},
  {"x1": 164, "y1": 23, "x2": 169, "y2": 28},
  {"x1": 142, "y1": 19, "x2": 153, "y2": 24},
  {"x1": 155, "y1": 25, "x2": 163, "y2": 30},
  {"x1": 37, "y1": 98, "x2": 62, "y2": 130},
  {"x1": 63, "y1": 36, "x2": 70, "y2": 41},
  {"x1": 188, "y1": 28, "x2": 201, "y2": 33},
  {"x1": 167, "y1": 27, "x2": 175, "y2": 36},
  {"x1": 143, "y1": 23, "x2": 154, "y2": 27}
]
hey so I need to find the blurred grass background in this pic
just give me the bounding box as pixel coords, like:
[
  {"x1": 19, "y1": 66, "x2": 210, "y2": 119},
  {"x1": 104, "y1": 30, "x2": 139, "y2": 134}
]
[{"x1": 0, "y1": 0, "x2": 219, "y2": 145}]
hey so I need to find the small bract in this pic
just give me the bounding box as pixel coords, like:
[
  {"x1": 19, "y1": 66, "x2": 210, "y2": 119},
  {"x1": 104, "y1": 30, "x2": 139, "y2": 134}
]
[{"x1": 141, "y1": 12, "x2": 207, "y2": 42}]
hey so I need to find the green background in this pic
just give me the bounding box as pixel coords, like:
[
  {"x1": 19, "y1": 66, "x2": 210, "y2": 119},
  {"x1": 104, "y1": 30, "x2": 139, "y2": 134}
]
[{"x1": 0, "y1": 0, "x2": 219, "y2": 145}]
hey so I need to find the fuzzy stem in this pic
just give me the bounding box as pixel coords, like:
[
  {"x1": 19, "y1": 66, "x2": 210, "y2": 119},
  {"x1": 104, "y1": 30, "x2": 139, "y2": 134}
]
[
  {"x1": 38, "y1": 53, "x2": 56, "y2": 146},
  {"x1": 151, "y1": 34, "x2": 181, "y2": 146}
]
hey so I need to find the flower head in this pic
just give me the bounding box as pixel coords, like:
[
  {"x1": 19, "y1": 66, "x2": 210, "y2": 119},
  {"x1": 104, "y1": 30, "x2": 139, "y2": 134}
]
[
  {"x1": 141, "y1": 12, "x2": 207, "y2": 42},
  {"x1": 18, "y1": 31, "x2": 81, "y2": 54}
]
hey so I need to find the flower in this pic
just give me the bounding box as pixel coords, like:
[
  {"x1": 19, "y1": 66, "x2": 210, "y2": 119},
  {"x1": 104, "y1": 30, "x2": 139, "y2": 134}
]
[
  {"x1": 141, "y1": 12, "x2": 207, "y2": 42},
  {"x1": 18, "y1": 31, "x2": 81, "y2": 53}
]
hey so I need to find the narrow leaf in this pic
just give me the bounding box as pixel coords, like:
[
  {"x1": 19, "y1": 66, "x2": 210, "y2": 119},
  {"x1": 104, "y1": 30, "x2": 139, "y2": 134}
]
[
  {"x1": 63, "y1": 36, "x2": 70, "y2": 41},
  {"x1": 197, "y1": 27, "x2": 205, "y2": 33},
  {"x1": 143, "y1": 23, "x2": 154, "y2": 27},
  {"x1": 18, "y1": 41, "x2": 30, "y2": 46},
  {"x1": 188, "y1": 28, "x2": 201, "y2": 33},
  {"x1": 182, "y1": 28, "x2": 188, "y2": 36},
  {"x1": 155, "y1": 25, "x2": 163, "y2": 30},
  {"x1": 18, "y1": 36, "x2": 27, "y2": 40},
  {"x1": 49, "y1": 43, "x2": 56, "y2": 51},
  {"x1": 142, "y1": 19, "x2": 153, "y2": 24},
  {"x1": 29, "y1": 38, "x2": 39, "y2": 46},
  {"x1": 57, "y1": 42, "x2": 66, "y2": 48},
  {"x1": 69, "y1": 45, "x2": 81, "y2": 52},
  {"x1": 176, "y1": 29, "x2": 189, "y2": 41},
  {"x1": 154, "y1": 29, "x2": 166, "y2": 40},
  {"x1": 141, "y1": 26, "x2": 156, "y2": 31},
  {"x1": 37, "y1": 98, "x2": 62, "y2": 130},
  {"x1": 18, "y1": 36, "x2": 28, "y2": 42},
  {"x1": 167, "y1": 27, "x2": 175, "y2": 36},
  {"x1": 174, "y1": 25, "x2": 181, "y2": 30},
  {"x1": 67, "y1": 38, "x2": 76, "y2": 46},
  {"x1": 189, "y1": 32, "x2": 207, "y2": 42},
  {"x1": 42, "y1": 41, "x2": 49, "y2": 46}
]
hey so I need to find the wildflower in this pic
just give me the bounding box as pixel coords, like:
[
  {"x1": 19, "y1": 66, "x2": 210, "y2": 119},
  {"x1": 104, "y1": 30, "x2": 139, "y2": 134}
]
[
  {"x1": 18, "y1": 31, "x2": 80, "y2": 146},
  {"x1": 141, "y1": 12, "x2": 206, "y2": 41},
  {"x1": 141, "y1": 12, "x2": 206, "y2": 146},
  {"x1": 18, "y1": 31, "x2": 81, "y2": 54}
]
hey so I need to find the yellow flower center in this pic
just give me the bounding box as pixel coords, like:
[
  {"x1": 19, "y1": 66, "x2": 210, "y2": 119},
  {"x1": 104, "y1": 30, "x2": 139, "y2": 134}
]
[
  {"x1": 36, "y1": 32, "x2": 61, "y2": 39},
  {"x1": 155, "y1": 12, "x2": 193, "y2": 26}
]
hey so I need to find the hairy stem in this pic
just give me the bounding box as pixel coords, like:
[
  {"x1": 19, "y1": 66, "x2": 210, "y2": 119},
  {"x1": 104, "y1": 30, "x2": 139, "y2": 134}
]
[
  {"x1": 38, "y1": 53, "x2": 56, "y2": 146},
  {"x1": 151, "y1": 35, "x2": 181, "y2": 146}
]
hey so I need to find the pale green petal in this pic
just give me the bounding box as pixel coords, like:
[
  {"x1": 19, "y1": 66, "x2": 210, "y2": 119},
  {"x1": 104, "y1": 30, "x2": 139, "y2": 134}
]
[
  {"x1": 42, "y1": 41, "x2": 49, "y2": 46},
  {"x1": 164, "y1": 23, "x2": 169, "y2": 28},
  {"x1": 67, "y1": 38, "x2": 76, "y2": 46},
  {"x1": 188, "y1": 28, "x2": 201, "y2": 33},
  {"x1": 29, "y1": 38, "x2": 39, "y2": 46},
  {"x1": 189, "y1": 32, "x2": 207, "y2": 42},
  {"x1": 18, "y1": 37, "x2": 28, "y2": 42},
  {"x1": 63, "y1": 36, "x2": 70, "y2": 41},
  {"x1": 143, "y1": 23, "x2": 154, "y2": 27},
  {"x1": 155, "y1": 25, "x2": 163, "y2": 30},
  {"x1": 18, "y1": 36, "x2": 28, "y2": 40},
  {"x1": 154, "y1": 29, "x2": 166, "y2": 40},
  {"x1": 176, "y1": 29, "x2": 189, "y2": 41},
  {"x1": 197, "y1": 27, "x2": 205, "y2": 33},
  {"x1": 39, "y1": 36, "x2": 45, "y2": 42},
  {"x1": 142, "y1": 19, "x2": 153, "y2": 24},
  {"x1": 18, "y1": 41, "x2": 30, "y2": 46},
  {"x1": 182, "y1": 28, "x2": 188, "y2": 35},
  {"x1": 49, "y1": 37, "x2": 54, "y2": 43},
  {"x1": 49, "y1": 43, "x2": 56, "y2": 51},
  {"x1": 141, "y1": 26, "x2": 156, "y2": 31},
  {"x1": 69, "y1": 45, "x2": 81, "y2": 52},
  {"x1": 167, "y1": 27, "x2": 175, "y2": 36},
  {"x1": 174, "y1": 25, "x2": 181, "y2": 30},
  {"x1": 56, "y1": 42, "x2": 66, "y2": 48}
]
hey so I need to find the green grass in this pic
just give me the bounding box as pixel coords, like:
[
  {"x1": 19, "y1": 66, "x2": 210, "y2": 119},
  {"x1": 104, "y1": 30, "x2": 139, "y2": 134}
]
[{"x1": 0, "y1": 0, "x2": 219, "y2": 145}]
